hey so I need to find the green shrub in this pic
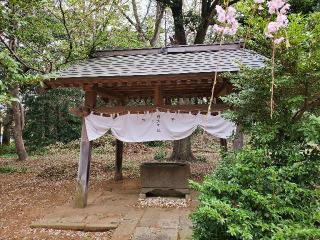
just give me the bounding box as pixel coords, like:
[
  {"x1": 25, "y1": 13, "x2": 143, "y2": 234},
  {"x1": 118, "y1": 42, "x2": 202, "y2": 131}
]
[{"x1": 191, "y1": 146, "x2": 320, "y2": 240}]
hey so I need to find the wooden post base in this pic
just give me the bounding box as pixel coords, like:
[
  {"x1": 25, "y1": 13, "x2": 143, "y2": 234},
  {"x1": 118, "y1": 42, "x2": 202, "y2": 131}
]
[
  {"x1": 74, "y1": 181, "x2": 87, "y2": 208},
  {"x1": 114, "y1": 172, "x2": 123, "y2": 181}
]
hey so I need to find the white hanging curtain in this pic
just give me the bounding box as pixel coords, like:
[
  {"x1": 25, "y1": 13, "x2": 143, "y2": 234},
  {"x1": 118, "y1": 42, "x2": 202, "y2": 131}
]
[{"x1": 85, "y1": 111, "x2": 236, "y2": 142}]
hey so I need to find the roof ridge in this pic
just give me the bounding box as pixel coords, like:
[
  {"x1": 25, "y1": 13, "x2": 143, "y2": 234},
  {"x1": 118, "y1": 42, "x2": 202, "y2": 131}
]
[{"x1": 94, "y1": 42, "x2": 244, "y2": 58}]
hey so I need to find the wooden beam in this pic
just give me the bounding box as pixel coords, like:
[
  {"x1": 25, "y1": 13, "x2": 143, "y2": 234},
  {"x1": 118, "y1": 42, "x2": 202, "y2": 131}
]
[{"x1": 74, "y1": 90, "x2": 97, "y2": 208}]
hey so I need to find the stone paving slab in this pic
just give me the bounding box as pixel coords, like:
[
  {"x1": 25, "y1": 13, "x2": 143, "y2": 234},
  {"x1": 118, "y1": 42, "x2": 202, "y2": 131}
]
[
  {"x1": 132, "y1": 227, "x2": 178, "y2": 240},
  {"x1": 30, "y1": 179, "x2": 194, "y2": 239},
  {"x1": 111, "y1": 209, "x2": 144, "y2": 240}
]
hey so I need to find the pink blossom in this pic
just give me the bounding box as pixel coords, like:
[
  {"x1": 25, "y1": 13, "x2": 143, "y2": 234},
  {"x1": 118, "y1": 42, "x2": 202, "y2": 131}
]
[
  {"x1": 254, "y1": 0, "x2": 265, "y2": 10},
  {"x1": 213, "y1": 5, "x2": 239, "y2": 36},
  {"x1": 276, "y1": 14, "x2": 288, "y2": 27},
  {"x1": 265, "y1": 0, "x2": 290, "y2": 44},
  {"x1": 267, "y1": 22, "x2": 279, "y2": 34},
  {"x1": 213, "y1": 24, "x2": 224, "y2": 33},
  {"x1": 274, "y1": 37, "x2": 285, "y2": 44},
  {"x1": 267, "y1": 0, "x2": 286, "y2": 14},
  {"x1": 216, "y1": 5, "x2": 226, "y2": 23},
  {"x1": 226, "y1": 6, "x2": 236, "y2": 19},
  {"x1": 280, "y1": 3, "x2": 290, "y2": 14}
]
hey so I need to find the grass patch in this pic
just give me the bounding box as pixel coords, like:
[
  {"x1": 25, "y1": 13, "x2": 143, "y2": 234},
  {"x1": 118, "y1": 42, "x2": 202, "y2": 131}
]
[
  {"x1": 0, "y1": 144, "x2": 17, "y2": 158},
  {"x1": 0, "y1": 166, "x2": 28, "y2": 174},
  {"x1": 154, "y1": 149, "x2": 167, "y2": 161},
  {"x1": 0, "y1": 153, "x2": 18, "y2": 158}
]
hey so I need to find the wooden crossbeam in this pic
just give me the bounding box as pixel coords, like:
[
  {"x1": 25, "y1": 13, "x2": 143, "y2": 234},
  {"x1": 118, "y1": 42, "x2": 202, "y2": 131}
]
[
  {"x1": 45, "y1": 72, "x2": 220, "y2": 89},
  {"x1": 70, "y1": 104, "x2": 228, "y2": 117}
]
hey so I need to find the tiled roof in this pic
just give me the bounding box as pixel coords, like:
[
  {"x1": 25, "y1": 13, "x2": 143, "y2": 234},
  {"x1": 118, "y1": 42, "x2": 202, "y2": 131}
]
[{"x1": 57, "y1": 44, "x2": 266, "y2": 80}]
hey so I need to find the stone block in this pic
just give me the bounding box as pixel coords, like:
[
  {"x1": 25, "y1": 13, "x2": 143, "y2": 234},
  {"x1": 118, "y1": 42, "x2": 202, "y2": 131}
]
[{"x1": 140, "y1": 162, "x2": 190, "y2": 197}]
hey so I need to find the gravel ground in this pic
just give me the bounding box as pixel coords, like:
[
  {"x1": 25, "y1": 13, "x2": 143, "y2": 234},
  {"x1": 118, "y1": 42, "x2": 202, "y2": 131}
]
[{"x1": 135, "y1": 197, "x2": 189, "y2": 209}]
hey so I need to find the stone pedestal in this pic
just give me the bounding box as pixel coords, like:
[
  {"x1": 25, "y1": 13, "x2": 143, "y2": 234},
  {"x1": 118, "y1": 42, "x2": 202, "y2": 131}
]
[{"x1": 140, "y1": 162, "x2": 191, "y2": 198}]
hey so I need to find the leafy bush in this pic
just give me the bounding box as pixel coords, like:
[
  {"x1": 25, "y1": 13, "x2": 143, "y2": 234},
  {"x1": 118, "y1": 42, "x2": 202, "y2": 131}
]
[{"x1": 191, "y1": 145, "x2": 320, "y2": 240}]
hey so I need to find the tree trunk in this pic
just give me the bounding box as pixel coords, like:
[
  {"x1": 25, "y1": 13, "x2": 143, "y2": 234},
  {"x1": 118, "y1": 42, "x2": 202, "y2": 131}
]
[
  {"x1": 233, "y1": 125, "x2": 244, "y2": 150},
  {"x1": 169, "y1": 0, "x2": 187, "y2": 45},
  {"x1": 194, "y1": 0, "x2": 211, "y2": 44},
  {"x1": 170, "y1": 136, "x2": 196, "y2": 162},
  {"x1": 11, "y1": 86, "x2": 28, "y2": 161},
  {"x1": 194, "y1": 17, "x2": 209, "y2": 44},
  {"x1": 2, "y1": 109, "x2": 12, "y2": 145},
  {"x1": 220, "y1": 138, "x2": 228, "y2": 152}
]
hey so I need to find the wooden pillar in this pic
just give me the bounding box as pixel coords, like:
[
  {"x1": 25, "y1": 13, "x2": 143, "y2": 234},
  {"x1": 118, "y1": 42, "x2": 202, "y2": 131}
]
[
  {"x1": 114, "y1": 139, "x2": 124, "y2": 181},
  {"x1": 74, "y1": 90, "x2": 96, "y2": 208},
  {"x1": 114, "y1": 99, "x2": 126, "y2": 181},
  {"x1": 220, "y1": 138, "x2": 228, "y2": 152},
  {"x1": 154, "y1": 84, "x2": 162, "y2": 106},
  {"x1": 233, "y1": 125, "x2": 244, "y2": 150}
]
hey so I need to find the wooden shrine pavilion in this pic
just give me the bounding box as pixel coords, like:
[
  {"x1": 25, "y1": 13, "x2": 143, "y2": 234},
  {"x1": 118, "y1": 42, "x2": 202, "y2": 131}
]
[{"x1": 45, "y1": 43, "x2": 265, "y2": 208}]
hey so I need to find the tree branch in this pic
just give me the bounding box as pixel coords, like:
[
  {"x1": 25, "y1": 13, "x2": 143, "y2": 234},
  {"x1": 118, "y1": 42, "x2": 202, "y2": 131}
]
[
  {"x1": 292, "y1": 96, "x2": 320, "y2": 122},
  {"x1": 131, "y1": 0, "x2": 147, "y2": 42},
  {"x1": 150, "y1": 1, "x2": 165, "y2": 47},
  {"x1": 0, "y1": 35, "x2": 45, "y2": 73},
  {"x1": 58, "y1": 0, "x2": 73, "y2": 64},
  {"x1": 117, "y1": 5, "x2": 137, "y2": 26},
  {"x1": 141, "y1": 0, "x2": 152, "y2": 24},
  {"x1": 88, "y1": 1, "x2": 116, "y2": 57}
]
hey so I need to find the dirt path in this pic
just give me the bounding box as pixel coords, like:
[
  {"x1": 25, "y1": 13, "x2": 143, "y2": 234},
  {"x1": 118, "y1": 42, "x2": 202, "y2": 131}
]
[{"x1": 0, "y1": 172, "x2": 115, "y2": 239}]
